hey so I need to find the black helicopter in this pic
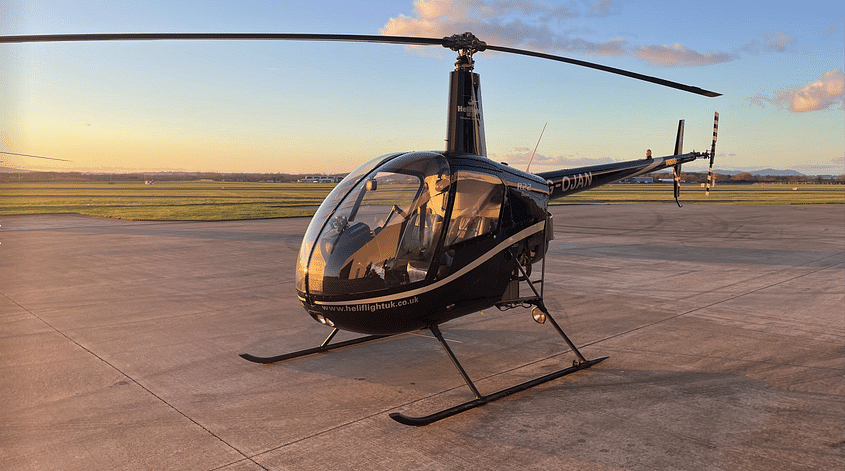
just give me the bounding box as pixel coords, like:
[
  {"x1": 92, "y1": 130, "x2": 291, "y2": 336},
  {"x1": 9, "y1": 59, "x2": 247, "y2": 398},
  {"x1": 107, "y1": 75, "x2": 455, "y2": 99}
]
[{"x1": 1, "y1": 32, "x2": 720, "y2": 425}]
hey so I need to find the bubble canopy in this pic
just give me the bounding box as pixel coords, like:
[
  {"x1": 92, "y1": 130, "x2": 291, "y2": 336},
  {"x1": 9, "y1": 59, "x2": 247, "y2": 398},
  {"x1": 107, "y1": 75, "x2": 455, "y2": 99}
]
[{"x1": 296, "y1": 152, "x2": 452, "y2": 298}]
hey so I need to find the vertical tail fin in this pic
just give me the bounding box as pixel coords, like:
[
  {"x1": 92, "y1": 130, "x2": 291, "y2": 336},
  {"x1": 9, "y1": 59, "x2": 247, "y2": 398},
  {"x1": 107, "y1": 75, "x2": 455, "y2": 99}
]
[
  {"x1": 673, "y1": 119, "x2": 685, "y2": 155},
  {"x1": 706, "y1": 112, "x2": 719, "y2": 196}
]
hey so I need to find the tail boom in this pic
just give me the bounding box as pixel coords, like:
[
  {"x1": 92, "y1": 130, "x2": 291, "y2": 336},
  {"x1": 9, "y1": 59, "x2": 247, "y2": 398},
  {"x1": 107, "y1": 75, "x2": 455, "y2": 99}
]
[
  {"x1": 539, "y1": 152, "x2": 705, "y2": 200},
  {"x1": 539, "y1": 112, "x2": 719, "y2": 201}
]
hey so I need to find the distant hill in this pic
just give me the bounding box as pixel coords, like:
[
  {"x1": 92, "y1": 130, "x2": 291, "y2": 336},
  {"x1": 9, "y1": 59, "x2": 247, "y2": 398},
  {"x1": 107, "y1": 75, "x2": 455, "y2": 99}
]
[
  {"x1": 655, "y1": 168, "x2": 807, "y2": 177},
  {"x1": 718, "y1": 168, "x2": 806, "y2": 177}
]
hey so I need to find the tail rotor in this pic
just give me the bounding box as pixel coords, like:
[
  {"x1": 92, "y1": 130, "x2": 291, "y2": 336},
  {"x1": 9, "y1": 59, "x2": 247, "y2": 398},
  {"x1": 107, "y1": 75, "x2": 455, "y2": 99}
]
[{"x1": 706, "y1": 112, "x2": 719, "y2": 196}]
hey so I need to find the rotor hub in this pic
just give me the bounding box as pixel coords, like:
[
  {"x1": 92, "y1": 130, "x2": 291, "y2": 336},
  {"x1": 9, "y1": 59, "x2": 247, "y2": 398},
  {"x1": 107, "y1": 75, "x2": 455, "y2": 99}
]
[{"x1": 443, "y1": 32, "x2": 487, "y2": 70}]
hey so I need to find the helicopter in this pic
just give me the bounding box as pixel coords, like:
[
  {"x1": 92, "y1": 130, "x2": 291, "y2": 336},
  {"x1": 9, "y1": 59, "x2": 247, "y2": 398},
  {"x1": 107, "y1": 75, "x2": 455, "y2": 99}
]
[
  {"x1": 1, "y1": 32, "x2": 720, "y2": 425},
  {"x1": 0, "y1": 151, "x2": 73, "y2": 166}
]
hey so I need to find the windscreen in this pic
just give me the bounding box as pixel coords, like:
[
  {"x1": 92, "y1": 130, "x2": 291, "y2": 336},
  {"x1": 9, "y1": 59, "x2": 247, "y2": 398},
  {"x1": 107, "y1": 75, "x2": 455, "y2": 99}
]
[
  {"x1": 294, "y1": 153, "x2": 399, "y2": 293},
  {"x1": 300, "y1": 152, "x2": 450, "y2": 296}
]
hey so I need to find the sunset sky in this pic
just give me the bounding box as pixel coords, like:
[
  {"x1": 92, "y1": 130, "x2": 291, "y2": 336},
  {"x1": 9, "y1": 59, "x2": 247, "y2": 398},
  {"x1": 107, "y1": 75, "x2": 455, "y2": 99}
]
[{"x1": 1, "y1": 0, "x2": 843, "y2": 175}]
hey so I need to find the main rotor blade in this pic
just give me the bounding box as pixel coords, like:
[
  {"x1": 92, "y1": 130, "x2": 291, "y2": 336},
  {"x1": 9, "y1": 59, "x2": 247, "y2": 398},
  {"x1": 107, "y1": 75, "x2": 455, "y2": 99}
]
[
  {"x1": 0, "y1": 151, "x2": 72, "y2": 162},
  {"x1": 0, "y1": 32, "x2": 446, "y2": 47},
  {"x1": 1, "y1": 32, "x2": 720, "y2": 97},
  {"x1": 485, "y1": 44, "x2": 721, "y2": 97}
]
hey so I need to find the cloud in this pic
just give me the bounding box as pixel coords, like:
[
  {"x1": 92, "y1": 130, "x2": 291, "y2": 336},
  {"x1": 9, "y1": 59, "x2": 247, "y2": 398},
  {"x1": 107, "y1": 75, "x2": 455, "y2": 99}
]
[
  {"x1": 763, "y1": 31, "x2": 795, "y2": 52},
  {"x1": 635, "y1": 44, "x2": 735, "y2": 67},
  {"x1": 499, "y1": 148, "x2": 614, "y2": 168},
  {"x1": 382, "y1": 0, "x2": 578, "y2": 41},
  {"x1": 588, "y1": 0, "x2": 618, "y2": 17},
  {"x1": 742, "y1": 30, "x2": 796, "y2": 53},
  {"x1": 383, "y1": 0, "x2": 730, "y2": 66},
  {"x1": 381, "y1": 0, "x2": 626, "y2": 57},
  {"x1": 381, "y1": 0, "x2": 624, "y2": 57},
  {"x1": 749, "y1": 94, "x2": 768, "y2": 107},
  {"x1": 790, "y1": 154, "x2": 845, "y2": 176},
  {"x1": 781, "y1": 69, "x2": 845, "y2": 112},
  {"x1": 754, "y1": 69, "x2": 845, "y2": 112}
]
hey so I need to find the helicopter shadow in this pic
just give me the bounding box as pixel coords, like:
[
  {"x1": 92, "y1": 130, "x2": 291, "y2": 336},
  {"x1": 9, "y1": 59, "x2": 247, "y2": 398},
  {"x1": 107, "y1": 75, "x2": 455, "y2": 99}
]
[{"x1": 244, "y1": 307, "x2": 592, "y2": 403}]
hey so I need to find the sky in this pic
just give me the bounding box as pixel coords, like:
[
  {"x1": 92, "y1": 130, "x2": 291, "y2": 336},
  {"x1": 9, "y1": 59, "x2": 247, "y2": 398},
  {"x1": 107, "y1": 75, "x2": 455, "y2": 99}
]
[{"x1": 1, "y1": 0, "x2": 843, "y2": 175}]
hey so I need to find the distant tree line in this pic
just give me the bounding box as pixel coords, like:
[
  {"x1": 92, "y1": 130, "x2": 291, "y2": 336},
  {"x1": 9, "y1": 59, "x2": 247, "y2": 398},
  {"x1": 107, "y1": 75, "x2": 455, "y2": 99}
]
[
  {"x1": 661, "y1": 172, "x2": 845, "y2": 185},
  {"x1": 1, "y1": 172, "x2": 316, "y2": 183},
  {"x1": 3, "y1": 170, "x2": 844, "y2": 185}
]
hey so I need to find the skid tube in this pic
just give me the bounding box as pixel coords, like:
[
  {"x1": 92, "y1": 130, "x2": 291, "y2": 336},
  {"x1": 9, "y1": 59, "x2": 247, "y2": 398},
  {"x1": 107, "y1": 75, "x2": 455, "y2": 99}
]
[
  {"x1": 239, "y1": 327, "x2": 392, "y2": 364},
  {"x1": 389, "y1": 320, "x2": 608, "y2": 426}
]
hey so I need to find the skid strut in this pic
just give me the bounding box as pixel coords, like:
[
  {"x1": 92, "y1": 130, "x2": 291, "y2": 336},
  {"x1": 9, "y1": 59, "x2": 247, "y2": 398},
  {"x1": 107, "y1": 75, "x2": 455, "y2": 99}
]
[
  {"x1": 389, "y1": 316, "x2": 607, "y2": 426},
  {"x1": 239, "y1": 328, "x2": 392, "y2": 364}
]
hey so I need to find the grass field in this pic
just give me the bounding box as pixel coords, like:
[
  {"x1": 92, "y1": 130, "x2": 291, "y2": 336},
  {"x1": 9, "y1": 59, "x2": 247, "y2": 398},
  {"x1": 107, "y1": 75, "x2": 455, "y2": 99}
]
[
  {"x1": 554, "y1": 182, "x2": 845, "y2": 205},
  {"x1": 1, "y1": 180, "x2": 842, "y2": 221}
]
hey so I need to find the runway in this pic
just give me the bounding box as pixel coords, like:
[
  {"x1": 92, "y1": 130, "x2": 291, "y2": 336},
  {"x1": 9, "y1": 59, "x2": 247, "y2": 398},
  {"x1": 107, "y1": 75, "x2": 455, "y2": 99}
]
[{"x1": 2, "y1": 204, "x2": 843, "y2": 470}]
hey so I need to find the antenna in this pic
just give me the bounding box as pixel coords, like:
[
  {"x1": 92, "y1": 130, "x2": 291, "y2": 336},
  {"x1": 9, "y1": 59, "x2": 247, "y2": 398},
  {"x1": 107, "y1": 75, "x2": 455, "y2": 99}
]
[{"x1": 526, "y1": 123, "x2": 547, "y2": 173}]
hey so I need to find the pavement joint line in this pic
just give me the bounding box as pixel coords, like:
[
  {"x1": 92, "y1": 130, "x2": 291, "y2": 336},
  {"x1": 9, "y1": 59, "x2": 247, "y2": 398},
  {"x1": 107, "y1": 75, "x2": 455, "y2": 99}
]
[
  {"x1": 598, "y1": 344, "x2": 845, "y2": 373},
  {"x1": 580, "y1": 257, "x2": 845, "y2": 350},
  {"x1": 0, "y1": 291, "x2": 270, "y2": 471},
  {"x1": 207, "y1": 457, "x2": 269, "y2": 471},
  {"x1": 245, "y1": 408, "x2": 396, "y2": 461},
  {"x1": 0, "y1": 219, "x2": 187, "y2": 232},
  {"x1": 694, "y1": 312, "x2": 845, "y2": 338},
  {"x1": 26, "y1": 283, "x2": 284, "y2": 317},
  {"x1": 679, "y1": 261, "x2": 838, "y2": 304}
]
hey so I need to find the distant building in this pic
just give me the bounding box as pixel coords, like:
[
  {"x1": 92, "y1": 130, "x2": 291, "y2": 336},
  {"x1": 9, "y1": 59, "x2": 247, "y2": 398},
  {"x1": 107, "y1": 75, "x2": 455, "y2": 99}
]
[
  {"x1": 621, "y1": 176, "x2": 653, "y2": 184},
  {"x1": 298, "y1": 175, "x2": 345, "y2": 183}
]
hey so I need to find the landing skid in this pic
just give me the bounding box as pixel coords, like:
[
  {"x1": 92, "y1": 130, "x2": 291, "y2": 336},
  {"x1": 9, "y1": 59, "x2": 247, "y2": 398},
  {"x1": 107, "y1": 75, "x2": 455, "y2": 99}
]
[
  {"x1": 239, "y1": 327, "x2": 392, "y2": 364},
  {"x1": 389, "y1": 321, "x2": 607, "y2": 426},
  {"x1": 390, "y1": 249, "x2": 607, "y2": 426}
]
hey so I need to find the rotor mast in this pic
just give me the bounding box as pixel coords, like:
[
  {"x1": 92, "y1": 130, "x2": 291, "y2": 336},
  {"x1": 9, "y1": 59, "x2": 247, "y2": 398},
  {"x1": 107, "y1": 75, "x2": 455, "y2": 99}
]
[{"x1": 444, "y1": 33, "x2": 487, "y2": 157}]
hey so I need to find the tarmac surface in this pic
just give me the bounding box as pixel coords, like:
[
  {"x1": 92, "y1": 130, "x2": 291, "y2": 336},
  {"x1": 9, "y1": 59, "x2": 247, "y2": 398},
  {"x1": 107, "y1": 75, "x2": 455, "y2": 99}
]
[{"x1": 2, "y1": 204, "x2": 843, "y2": 470}]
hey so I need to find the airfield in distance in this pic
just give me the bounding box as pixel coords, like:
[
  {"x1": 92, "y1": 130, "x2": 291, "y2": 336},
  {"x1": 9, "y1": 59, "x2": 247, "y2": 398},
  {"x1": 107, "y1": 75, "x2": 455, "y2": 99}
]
[{"x1": 1, "y1": 203, "x2": 843, "y2": 470}]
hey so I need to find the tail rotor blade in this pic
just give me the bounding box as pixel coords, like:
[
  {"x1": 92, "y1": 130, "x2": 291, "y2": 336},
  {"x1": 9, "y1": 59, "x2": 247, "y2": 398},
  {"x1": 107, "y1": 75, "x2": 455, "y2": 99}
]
[{"x1": 706, "y1": 112, "x2": 719, "y2": 196}]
